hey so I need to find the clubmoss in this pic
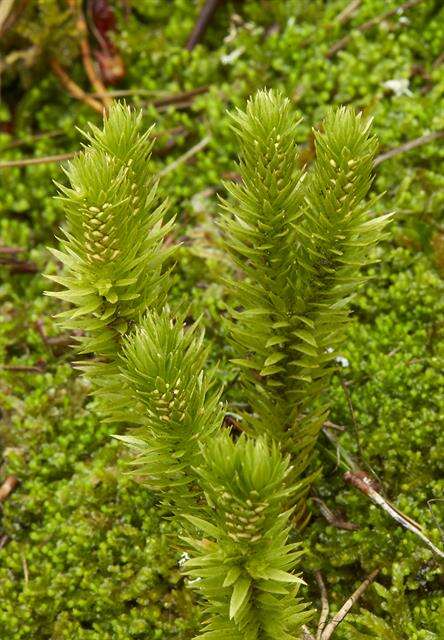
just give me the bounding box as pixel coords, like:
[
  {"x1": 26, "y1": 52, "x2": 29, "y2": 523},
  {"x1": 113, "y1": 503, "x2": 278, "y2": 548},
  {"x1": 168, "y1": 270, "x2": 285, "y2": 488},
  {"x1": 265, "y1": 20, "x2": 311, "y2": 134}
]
[{"x1": 1, "y1": 0, "x2": 443, "y2": 637}]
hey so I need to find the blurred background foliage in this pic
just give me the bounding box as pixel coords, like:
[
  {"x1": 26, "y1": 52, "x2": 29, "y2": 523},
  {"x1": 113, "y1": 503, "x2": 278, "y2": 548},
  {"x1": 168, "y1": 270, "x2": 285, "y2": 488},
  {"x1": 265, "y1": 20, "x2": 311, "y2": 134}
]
[{"x1": 0, "y1": 1, "x2": 443, "y2": 638}]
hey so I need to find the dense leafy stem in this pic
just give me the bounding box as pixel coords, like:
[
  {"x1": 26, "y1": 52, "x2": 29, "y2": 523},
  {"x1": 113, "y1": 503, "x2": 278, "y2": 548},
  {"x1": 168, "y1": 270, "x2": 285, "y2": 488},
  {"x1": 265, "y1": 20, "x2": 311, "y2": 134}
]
[
  {"x1": 221, "y1": 91, "x2": 391, "y2": 477},
  {"x1": 47, "y1": 103, "x2": 174, "y2": 372},
  {"x1": 113, "y1": 310, "x2": 224, "y2": 512},
  {"x1": 183, "y1": 434, "x2": 312, "y2": 640}
]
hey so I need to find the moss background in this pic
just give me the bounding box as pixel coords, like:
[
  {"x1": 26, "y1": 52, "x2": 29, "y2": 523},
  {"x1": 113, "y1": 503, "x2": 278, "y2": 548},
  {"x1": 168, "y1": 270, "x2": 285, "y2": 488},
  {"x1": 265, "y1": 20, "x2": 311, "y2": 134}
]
[{"x1": 0, "y1": 1, "x2": 443, "y2": 638}]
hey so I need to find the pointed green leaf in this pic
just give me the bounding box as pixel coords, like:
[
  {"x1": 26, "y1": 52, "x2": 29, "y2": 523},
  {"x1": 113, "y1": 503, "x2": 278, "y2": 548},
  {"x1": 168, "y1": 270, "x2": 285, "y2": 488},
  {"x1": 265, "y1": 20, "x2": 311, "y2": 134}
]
[
  {"x1": 182, "y1": 515, "x2": 221, "y2": 539},
  {"x1": 229, "y1": 576, "x2": 251, "y2": 619},
  {"x1": 223, "y1": 566, "x2": 242, "y2": 588},
  {"x1": 264, "y1": 352, "x2": 286, "y2": 367}
]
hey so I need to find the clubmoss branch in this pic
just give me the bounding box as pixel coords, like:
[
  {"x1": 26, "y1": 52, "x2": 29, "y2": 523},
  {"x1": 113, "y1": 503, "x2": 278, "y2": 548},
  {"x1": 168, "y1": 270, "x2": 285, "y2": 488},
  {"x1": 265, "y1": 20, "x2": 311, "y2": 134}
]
[
  {"x1": 221, "y1": 90, "x2": 391, "y2": 480},
  {"x1": 46, "y1": 103, "x2": 175, "y2": 405}
]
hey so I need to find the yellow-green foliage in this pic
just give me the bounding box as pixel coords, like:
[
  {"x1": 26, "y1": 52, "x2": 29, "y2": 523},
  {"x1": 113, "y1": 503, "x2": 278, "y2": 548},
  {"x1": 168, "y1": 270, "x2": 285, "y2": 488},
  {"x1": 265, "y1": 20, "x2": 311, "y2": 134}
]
[
  {"x1": 222, "y1": 91, "x2": 391, "y2": 479},
  {"x1": 113, "y1": 310, "x2": 224, "y2": 511},
  {"x1": 1, "y1": 2, "x2": 442, "y2": 638},
  {"x1": 184, "y1": 434, "x2": 312, "y2": 640},
  {"x1": 45, "y1": 93, "x2": 389, "y2": 639},
  {"x1": 46, "y1": 104, "x2": 175, "y2": 390}
]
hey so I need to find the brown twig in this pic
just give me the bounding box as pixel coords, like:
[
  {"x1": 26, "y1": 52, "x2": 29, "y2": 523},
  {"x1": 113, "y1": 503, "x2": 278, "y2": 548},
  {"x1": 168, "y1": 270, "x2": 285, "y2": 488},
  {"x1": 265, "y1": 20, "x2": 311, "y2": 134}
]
[
  {"x1": 335, "y1": 0, "x2": 362, "y2": 25},
  {"x1": 344, "y1": 471, "x2": 444, "y2": 559},
  {"x1": 0, "y1": 0, "x2": 17, "y2": 34},
  {"x1": 1, "y1": 363, "x2": 46, "y2": 373},
  {"x1": 152, "y1": 86, "x2": 209, "y2": 109},
  {"x1": 151, "y1": 125, "x2": 188, "y2": 140},
  {"x1": 89, "y1": 88, "x2": 168, "y2": 97},
  {"x1": 323, "y1": 420, "x2": 346, "y2": 432},
  {"x1": 320, "y1": 569, "x2": 380, "y2": 639},
  {"x1": 315, "y1": 571, "x2": 329, "y2": 640},
  {"x1": 432, "y1": 52, "x2": 444, "y2": 69},
  {"x1": 36, "y1": 319, "x2": 81, "y2": 352},
  {"x1": 22, "y1": 553, "x2": 29, "y2": 585},
  {"x1": 327, "y1": 0, "x2": 425, "y2": 58},
  {"x1": 311, "y1": 497, "x2": 359, "y2": 531},
  {"x1": 0, "y1": 534, "x2": 9, "y2": 550},
  {"x1": 223, "y1": 413, "x2": 245, "y2": 433},
  {"x1": 9, "y1": 260, "x2": 38, "y2": 274},
  {"x1": 302, "y1": 626, "x2": 316, "y2": 640},
  {"x1": 0, "y1": 152, "x2": 76, "y2": 170},
  {"x1": 186, "y1": 0, "x2": 221, "y2": 51},
  {"x1": 157, "y1": 99, "x2": 202, "y2": 113},
  {"x1": 0, "y1": 127, "x2": 192, "y2": 171},
  {"x1": 0, "y1": 476, "x2": 19, "y2": 501},
  {"x1": 221, "y1": 170, "x2": 242, "y2": 182},
  {"x1": 50, "y1": 58, "x2": 103, "y2": 113},
  {"x1": 374, "y1": 131, "x2": 444, "y2": 166},
  {"x1": 0, "y1": 253, "x2": 39, "y2": 273},
  {"x1": 0, "y1": 0, "x2": 28, "y2": 37},
  {"x1": 0, "y1": 246, "x2": 24, "y2": 255},
  {"x1": 154, "y1": 129, "x2": 192, "y2": 159},
  {"x1": 3, "y1": 130, "x2": 65, "y2": 151},
  {"x1": 35, "y1": 318, "x2": 49, "y2": 344},
  {"x1": 86, "y1": 0, "x2": 111, "y2": 52},
  {"x1": 340, "y1": 378, "x2": 365, "y2": 466},
  {"x1": 338, "y1": 380, "x2": 382, "y2": 485},
  {"x1": 67, "y1": 0, "x2": 112, "y2": 109}
]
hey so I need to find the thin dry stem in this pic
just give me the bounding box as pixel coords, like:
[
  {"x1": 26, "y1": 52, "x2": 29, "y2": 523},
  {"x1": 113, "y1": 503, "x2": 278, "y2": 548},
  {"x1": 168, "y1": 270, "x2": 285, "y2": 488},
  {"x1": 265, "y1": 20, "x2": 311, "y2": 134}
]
[
  {"x1": 22, "y1": 553, "x2": 29, "y2": 585},
  {"x1": 66, "y1": 0, "x2": 112, "y2": 109},
  {"x1": 320, "y1": 569, "x2": 380, "y2": 639},
  {"x1": 312, "y1": 496, "x2": 359, "y2": 531},
  {"x1": 50, "y1": 59, "x2": 103, "y2": 113},
  {"x1": 374, "y1": 131, "x2": 444, "y2": 166},
  {"x1": 1, "y1": 364, "x2": 45, "y2": 373},
  {"x1": 344, "y1": 471, "x2": 444, "y2": 558},
  {"x1": 336, "y1": 0, "x2": 362, "y2": 25},
  {"x1": 186, "y1": 0, "x2": 221, "y2": 50},
  {"x1": 315, "y1": 571, "x2": 329, "y2": 640},
  {"x1": 302, "y1": 626, "x2": 316, "y2": 640},
  {"x1": 0, "y1": 476, "x2": 19, "y2": 501},
  {"x1": 0, "y1": 152, "x2": 76, "y2": 169},
  {"x1": 158, "y1": 136, "x2": 211, "y2": 177}
]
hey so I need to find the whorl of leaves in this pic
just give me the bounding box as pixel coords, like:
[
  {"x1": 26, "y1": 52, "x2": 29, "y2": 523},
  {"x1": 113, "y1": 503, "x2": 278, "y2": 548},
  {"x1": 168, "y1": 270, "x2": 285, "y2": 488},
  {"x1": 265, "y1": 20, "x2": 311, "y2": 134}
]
[
  {"x1": 221, "y1": 90, "x2": 391, "y2": 474},
  {"x1": 46, "y1": 103, "x2": 174, "y2": 383},
  {"x1": 183, "y1": 433, "x2": 312, "y2": 640}
]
